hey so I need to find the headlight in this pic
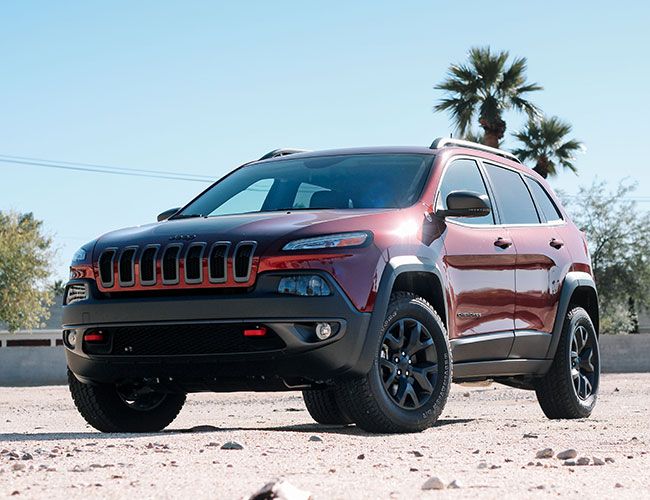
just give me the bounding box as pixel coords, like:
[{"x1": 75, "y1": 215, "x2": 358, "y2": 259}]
[
  {"x1": 71, "y1": 247, "x2": 87, "y2": 263},
  {"x1": 282, "y1": 231, "x2": 371, "y2": 251},
  {"x1": 278, "y1": 275, "x2": 331, "y2": 296}
]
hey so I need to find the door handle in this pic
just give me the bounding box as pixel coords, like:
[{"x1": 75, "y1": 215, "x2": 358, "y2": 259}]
[
  {"x1": 549, "y1": 238, "x2": 565, "y2": 249},
  {"x1": 494, "y1": 237, "x2": 513, "y2": 249}
]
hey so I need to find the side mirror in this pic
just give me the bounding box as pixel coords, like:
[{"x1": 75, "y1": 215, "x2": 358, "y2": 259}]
[
  {"x1": 157, "y1": 207, "x2": 181, "y2": 222},
  {"x1": 436, "y1": 191, "x2": 490, "y2": 218}
]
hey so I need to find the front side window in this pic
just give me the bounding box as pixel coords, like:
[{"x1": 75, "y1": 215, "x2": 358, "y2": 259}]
[
  {"x1": 436, "y1": 158, "x2": 494, "y2": 225},
  {"x1": 484, "y1": 163, "x2": 540, "y2": 224},
  {"x1": 524, "y1": 177, "x2": 563, "y2": 223},
  {"x1": 178, "y1": 154, "x2": 433, "y2": 217}
]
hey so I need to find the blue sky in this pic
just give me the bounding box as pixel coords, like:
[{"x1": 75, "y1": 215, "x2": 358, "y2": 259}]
[{"x1": 1, "y1": 1, "x2": 649, "y2": 281}]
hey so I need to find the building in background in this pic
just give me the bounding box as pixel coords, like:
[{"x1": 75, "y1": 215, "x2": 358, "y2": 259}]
[{"x1": 0, "y1": 296, "x2": 65, "y2": 386}]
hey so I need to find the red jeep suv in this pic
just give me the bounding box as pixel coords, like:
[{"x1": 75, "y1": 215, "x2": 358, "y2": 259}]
[{"x1": 63, "y1": 138, "x2": 600, "y2": 433}]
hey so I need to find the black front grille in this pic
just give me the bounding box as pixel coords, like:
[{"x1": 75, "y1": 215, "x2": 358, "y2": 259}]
[
  {"x1": 96, "y1": 239, "x2": 256, "y2": 289},
  {"x1": 99, "y1": 323, "x2": 285, "y2": 356}
]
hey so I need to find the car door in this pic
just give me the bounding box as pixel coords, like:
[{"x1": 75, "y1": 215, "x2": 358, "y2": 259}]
[
  {"x1": 522, "y1": 175, "x2": 574, "y2": 332},
  {"x1": 481, "y1": 163, "x2": 571, "y2": 358},
  {"x1": 437, "y1": 158, "x2": 517, "y2": 359}
]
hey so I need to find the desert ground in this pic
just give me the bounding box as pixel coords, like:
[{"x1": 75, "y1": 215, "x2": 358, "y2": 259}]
[{"x1": 1, "y1": 373, "x2": 648, "y2": 499}]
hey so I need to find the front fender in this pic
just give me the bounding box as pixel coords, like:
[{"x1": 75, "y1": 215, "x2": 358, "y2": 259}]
[{"x1": 354, "y1": 255, "x2": 447, "y2": 374}]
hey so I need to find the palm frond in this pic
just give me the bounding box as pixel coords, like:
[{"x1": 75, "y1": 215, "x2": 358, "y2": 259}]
[
  {"x1": 433, "y1": 46, "x2": 542, "y2": 141},
  {"x1": 510, "y1": 95, "x2": 542, "y2": 119},
  {"x1": 512, "y1": 116, "x2": 584, "y2": 177},
  {"x1": 462, "y1": 129, "x2": 484, "y2": 143}
]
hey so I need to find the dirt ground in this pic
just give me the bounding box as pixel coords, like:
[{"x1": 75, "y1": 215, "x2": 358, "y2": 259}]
[{"x1": 1, "y1": 373, "x2": 648, "y2": 499}]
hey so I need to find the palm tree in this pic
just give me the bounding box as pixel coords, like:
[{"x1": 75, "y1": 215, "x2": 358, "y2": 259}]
[
  {"x1": 462, "y1": 129, "x2": 485, "y2": 145},
  {"x1": 512, "y1": 116, "x2": 584, "y2": 178},
  {"x1": 434, "y1": 46, "x2": 542, "y2": 148}
]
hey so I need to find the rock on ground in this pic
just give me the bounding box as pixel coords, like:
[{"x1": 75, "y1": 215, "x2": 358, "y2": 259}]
[
  {"x1": 245, "y1": 478, "x2": 312, "y2": 500},
  {"x1": 422, "y1": 476, "x2": 446, "y2": 490}
]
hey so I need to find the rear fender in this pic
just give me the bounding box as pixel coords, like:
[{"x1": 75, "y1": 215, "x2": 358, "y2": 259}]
[{"x1": 545, "y1": 271, "x2": 599, "y2": 359}]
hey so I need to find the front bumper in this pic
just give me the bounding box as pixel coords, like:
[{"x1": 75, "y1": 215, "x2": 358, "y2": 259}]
[{"x1": 63, "y1": 273, "x2": 372, "y2": 389}]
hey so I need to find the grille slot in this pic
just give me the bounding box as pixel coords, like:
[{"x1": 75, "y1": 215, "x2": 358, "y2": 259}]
[
  {"x1": 162, "y1": 244, "x2": 182, "y2": 284},
  {"x1": 208, "y1": 242, "x2": 230, "y2": 283},
  {"x1": 103, "y1": 323, "x2": 285, "y2": 356},
  {"x1": 139, "y1": 246, "x2": 159, "y2": 285},
  {"x1": 98, "y1": 249, "x2": 116, "y2": 287},
  {"x1": 233, "y1": 241, "x2": 256, "y2": 282},
  {"x1": 118, "y1": 247, "x2": 137, "y2": 286},
  {"x1": 184, "y1": 243, "x2": 205, "y2": 284}
]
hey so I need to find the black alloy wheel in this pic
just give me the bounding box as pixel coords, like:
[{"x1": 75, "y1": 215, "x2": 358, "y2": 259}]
[
  {"x1": 570, "y1": 324, "x2": 598, "y2": 400},
  {"x1": 379, "y1": 318, "x2": 438, "y2": 410},
  {"x1": 535, "y1": 306, "x2": 599, "y2": 419},
  {"x1": 335, "y1": 292, "x2": 451, "y2": 433}
]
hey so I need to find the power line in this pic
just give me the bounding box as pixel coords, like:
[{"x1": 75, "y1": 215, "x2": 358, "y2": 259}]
[
  {"x1": 3, "y1": 153, "x2": 650, "y2": 202},
  {"x1": 0, "y1": 155, "x2": 216, "y2": 183},
  {"x1": 0, "y1": 153, "x2": 215, "y2": 180}
]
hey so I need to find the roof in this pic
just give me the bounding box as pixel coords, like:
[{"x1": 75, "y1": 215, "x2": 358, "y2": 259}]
[
  {"x1": 256, "y1": 146, "x2": 437, "y2": 162},
  {"x1": 255, "y1": 144, "x2": 525, "y2": 170}
]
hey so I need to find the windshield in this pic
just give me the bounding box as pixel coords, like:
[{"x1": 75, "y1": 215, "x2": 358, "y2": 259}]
[{"x1": 177, "y1": 154, "x2": 434, "y2": 217}]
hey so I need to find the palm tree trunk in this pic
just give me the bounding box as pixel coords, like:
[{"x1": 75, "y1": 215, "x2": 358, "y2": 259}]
[
  {"x1": 534, "y1": 157, "x2": 549, "y2": 178},
  {"x1": 482, "y1": 132, "x2": 500, "y2": 148},
  {"x1": 479, "y1": 116, "x2": 505, "y2": 148}
]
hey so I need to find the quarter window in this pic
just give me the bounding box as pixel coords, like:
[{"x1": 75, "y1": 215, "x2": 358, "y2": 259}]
[
  {"x1": 437, "y1": 159, "x2": 494, "y2": 225},
  {"x1": 484, "y1": 163, "x2": 540, "y2": 224},
  {"x1": 525, "y1": 178, "x2": 563, "y2": 223}
]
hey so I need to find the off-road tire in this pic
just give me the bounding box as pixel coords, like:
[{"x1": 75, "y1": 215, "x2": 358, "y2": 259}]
[
  {"x1": 336, "y1": 292, "x2": 451, "y2": 433},
  {"x1": 68, "y1": 369, "x2": 186, "y2": 433},
  {"x1": 302, "y1": 388, "x2": 353, "y2": 425},
  {"x1": 535, "y1": 307, "x2": 599, "y2": 419}
]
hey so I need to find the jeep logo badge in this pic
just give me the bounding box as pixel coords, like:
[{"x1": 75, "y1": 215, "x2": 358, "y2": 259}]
[{"x1": 169, "y1": 234, "x2": 197, "y2": 241}]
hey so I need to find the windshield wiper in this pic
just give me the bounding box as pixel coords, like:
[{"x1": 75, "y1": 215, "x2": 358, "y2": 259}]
[{"x1": 172, "y1": 213, "x2": 205, "y2": 219}]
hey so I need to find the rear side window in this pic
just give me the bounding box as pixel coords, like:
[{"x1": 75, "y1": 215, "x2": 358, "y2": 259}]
[
  {"x1": 525, "y1": 178, "x2": 563, "y2": 223},
  {"x1": 484, "y1": 163, "x2": 540, "y2": 224},
  {"x1": 437, "y1": 159, "x2": 494, "y2": 225}
]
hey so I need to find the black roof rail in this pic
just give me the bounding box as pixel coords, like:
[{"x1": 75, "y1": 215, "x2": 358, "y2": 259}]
[
  {"x1": 258, "y1": 148, "x2": 308, "y2": 161},
  {"x1": 430, "y1": 137, "x2": 522, "y2": 164}
]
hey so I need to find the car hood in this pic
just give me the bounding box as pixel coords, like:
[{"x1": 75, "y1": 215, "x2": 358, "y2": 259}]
[{"x1": 93, "y1": 209, "x2": 398, "y2": 257}]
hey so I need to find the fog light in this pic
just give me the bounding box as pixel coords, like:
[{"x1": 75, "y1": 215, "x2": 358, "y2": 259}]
[
  {"x1": 63, "y1": 330, "x2": 77, "y2": 349},
  {"x1": 315, "y1": 322, "x2": 333, "y2": 340},
  {"x1": 278, "y1": 275, "x2": 331, "y2": 296}
]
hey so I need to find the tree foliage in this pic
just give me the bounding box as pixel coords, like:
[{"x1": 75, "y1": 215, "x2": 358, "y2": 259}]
[
  {"x1": 434, "y1": 46, "x2": 542, "y2": 147},
  {"x1": 512, "y1": 116, "x2": 584, "y2": 178},
  {"x1": 0, "y1": 211, "x2": 54, "y2": 332},
  {"x1": 560, "y1": 181, "x2": 650, "y2": 333}
]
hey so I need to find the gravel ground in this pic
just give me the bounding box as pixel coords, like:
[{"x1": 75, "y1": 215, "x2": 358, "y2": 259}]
[{"x1": 1, "y1": 373, "x2": 648, "y2": 499}]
